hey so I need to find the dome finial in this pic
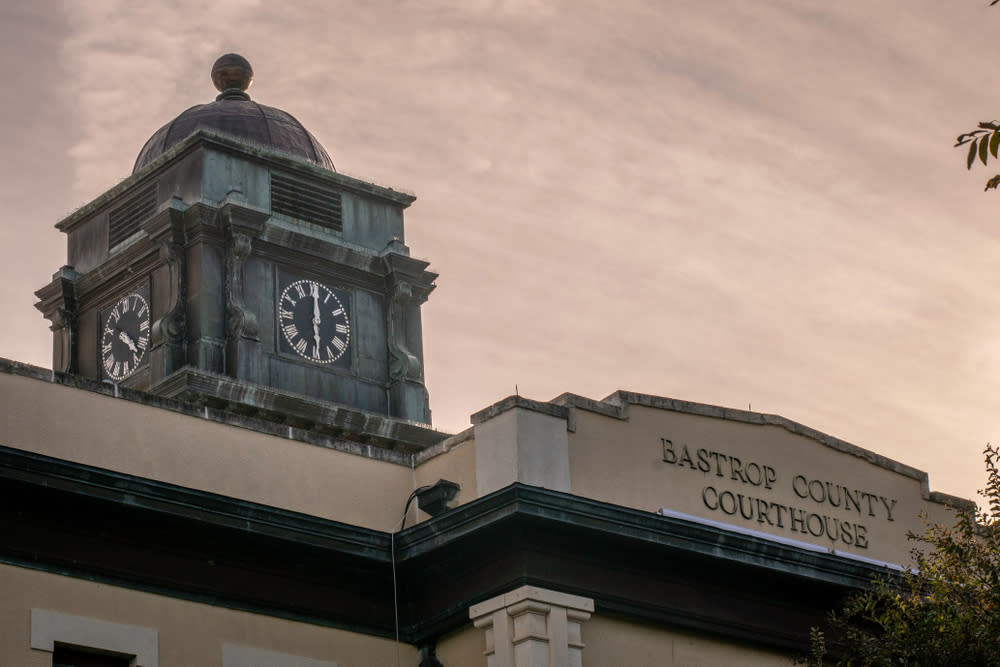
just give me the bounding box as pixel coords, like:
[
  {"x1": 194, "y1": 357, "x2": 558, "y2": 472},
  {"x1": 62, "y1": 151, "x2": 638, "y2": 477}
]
[{"x1": 212, "y1": 54, "x2": 253, "y2": 101}]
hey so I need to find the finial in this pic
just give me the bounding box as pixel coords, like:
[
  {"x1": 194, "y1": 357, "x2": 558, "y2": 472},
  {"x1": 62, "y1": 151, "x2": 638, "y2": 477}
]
[{"x1": 212, "y1": 53, "x2": 253, "y2": 101}]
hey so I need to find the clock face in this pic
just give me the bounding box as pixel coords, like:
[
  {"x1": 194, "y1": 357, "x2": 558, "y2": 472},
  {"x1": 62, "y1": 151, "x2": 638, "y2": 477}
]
[
  {"x1": 100, "y1": 291, "x2": 151, "y2": 381},
  {"x1": 278, "y1": 279, "x2": 351, "y2": 366}
]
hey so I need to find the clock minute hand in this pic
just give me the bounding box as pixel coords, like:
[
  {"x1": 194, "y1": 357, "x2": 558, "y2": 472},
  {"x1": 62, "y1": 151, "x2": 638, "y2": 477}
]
[{"x1": 311, "y1": 283, "x2": 322, "y2": 351}]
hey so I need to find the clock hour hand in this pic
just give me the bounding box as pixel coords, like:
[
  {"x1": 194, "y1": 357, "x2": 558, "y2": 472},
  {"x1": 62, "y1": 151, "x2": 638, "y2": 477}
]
[{"x1": 117, "y1": 329, "x2": 139, "y2": 353}]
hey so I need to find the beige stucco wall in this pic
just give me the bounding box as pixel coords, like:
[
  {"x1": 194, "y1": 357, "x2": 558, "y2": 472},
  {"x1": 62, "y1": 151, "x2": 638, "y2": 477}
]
[
  {"x1": 412, "y1": 435, "x2": 477, "y2": 524},
  {"x1": 419, "y1": 609, "x2": 796, "y2": 667},
  {"x1": 568, "y1": 405, "x2": 957, "y2": 565},
  {"x1": 583, "y1": 614, "x2": 792, "y2": 666},
  {"x1": 433, "y1": 623, "x2": 485, "y2": 665},
  {"x1": 0, "y1": 372, "x2": 413, "y2": 531},
  {"x1": 0, "y1": 563, "x2": 412, "y2": 667}
]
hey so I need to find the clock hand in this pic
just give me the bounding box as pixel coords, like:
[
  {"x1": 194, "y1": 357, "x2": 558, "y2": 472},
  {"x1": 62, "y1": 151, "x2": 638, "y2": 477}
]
[
  {"x1": 311, "y1": 283, "x2": 322, "y2": 351},
  {"x1": 117, "y1": 329, "x2": 139, "y2": 353}
]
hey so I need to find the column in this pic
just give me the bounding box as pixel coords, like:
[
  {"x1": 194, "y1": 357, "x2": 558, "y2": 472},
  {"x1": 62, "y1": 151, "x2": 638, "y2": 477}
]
[{"x1": 469, "y1": 586, "x2": 593, "y2": 667}]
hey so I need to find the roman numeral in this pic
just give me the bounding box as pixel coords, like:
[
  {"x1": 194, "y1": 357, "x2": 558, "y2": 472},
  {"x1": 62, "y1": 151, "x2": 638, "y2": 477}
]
[
  {"x1": 279, "y1": 308, "x2": 293, "y2": 320},
  {"x1": 311, "y1": 344, "x2": 320, "y2": 359},
  {"x1": 282, "y1": 324, "x2": 299, "y2": 340},
  {"x1": 335, "y1": 324, "x2": 348, "y2": 334},
  {"x1": 326, "y1": 346, "x2": 335, "y2": 358},
  {"x1": 114, "y1": 361, "x2": 122, "y2": 377},
  {"x1": 133, "y1": 352, "x2": 141, "y2": 366},
  {"x1": 102, "y1": 342, "x2": 112, "y2": 355},
  {"x1": 138, "y1": 336, "x2": 149, "y2": 350},
  {"x1": 332, "y1": 337, "x2": 346, "y2": 352},
  {"x1": 294, "y1": 283, "x2": 307, "y2": 298},
  {"x1": 331, "y1": 308, "x2": 343, "y2": 317},
  {"x1": 294, "y1": 338, "x2": 308, "y2": 354},
  {"x1": 139, "y1": 319, "x2": 150, "y2": 331},
  {"x1": 121, "y1": 299, "x2": 130, "y2": 313}
]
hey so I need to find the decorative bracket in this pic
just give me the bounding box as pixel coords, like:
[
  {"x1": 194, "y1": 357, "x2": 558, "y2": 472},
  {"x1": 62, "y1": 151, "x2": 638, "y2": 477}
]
[
  {"x1": 383, "y1": 251, "x2": 436, "y2": 384},
  {"x1": 382, "y1": 249, "x2": 437, "y2": 423},
  {"x1": 219, "y1": 198, "x2": 268, "y2": 343},
  {"x1": 218, "y1": 197, "x2": 269, "y2": 381},
  {"x1": 34, "y1": 266, "x2": 81, "y2": 375},
  {"x1": 388, "y1": 281, "x2": 422, "y2": 382},
  {"x1": 142, "y1": 198, "x2": 188, "y2": 380}
]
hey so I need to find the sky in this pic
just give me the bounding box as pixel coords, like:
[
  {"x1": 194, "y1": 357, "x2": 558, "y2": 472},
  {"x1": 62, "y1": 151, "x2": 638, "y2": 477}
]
[{"x1": 1, "y1": 0, "x2": 998, "y2": 503}]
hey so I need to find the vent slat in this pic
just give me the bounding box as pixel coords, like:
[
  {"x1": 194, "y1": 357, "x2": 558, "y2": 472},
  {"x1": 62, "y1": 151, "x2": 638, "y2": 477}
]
[
  {"x1": 270, "y1": 172, "x2": 342, "y2": 233},
  {"x1": 272, "y1": 194, "x2": 341, "y2": 215},
  {"x1": 272, "y1": 194, "x2": 342, "y2": 213},
  {"x1": 108, "y1": 184, "x2": 157, "y2": 249},
  {"x1": 272, "y1": 201, "x2": 341, "y2": 220}
]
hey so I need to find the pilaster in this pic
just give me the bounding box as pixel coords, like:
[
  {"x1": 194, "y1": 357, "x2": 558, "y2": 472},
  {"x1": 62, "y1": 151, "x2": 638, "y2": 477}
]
[{"x1": 469, "y1": 586, "x2": 593, "y2": 667}]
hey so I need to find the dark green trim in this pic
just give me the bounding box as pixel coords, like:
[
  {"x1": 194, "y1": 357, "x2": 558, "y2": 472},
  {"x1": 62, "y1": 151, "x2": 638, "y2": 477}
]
[
  {"x1": 0, "y1": 445, "x2": 390, "y2": 560},
  {"x1": 398, "y1": 483, "x2": 888, "y2": 589}
]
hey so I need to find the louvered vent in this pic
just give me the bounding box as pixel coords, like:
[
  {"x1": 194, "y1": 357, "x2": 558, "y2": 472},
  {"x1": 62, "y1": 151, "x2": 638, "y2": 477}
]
[
  {"x1": 108, "y1": 184, "x2": 157, "y2": 249},
  {"x1": 271, "y1": 172, "x2": 342, "y2": 232}
]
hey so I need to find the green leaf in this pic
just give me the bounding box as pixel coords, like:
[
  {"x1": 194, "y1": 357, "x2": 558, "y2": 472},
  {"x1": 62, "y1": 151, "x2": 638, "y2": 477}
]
[
  {"x1": 990, "y1": 132, "x2": 999, "y2": 158},
  {"x1": 969, "y1": 140, "x2": 979, "y2": 169},
  {"x1": 980, "y1": 136, "x2": 990, "y2": 165}
]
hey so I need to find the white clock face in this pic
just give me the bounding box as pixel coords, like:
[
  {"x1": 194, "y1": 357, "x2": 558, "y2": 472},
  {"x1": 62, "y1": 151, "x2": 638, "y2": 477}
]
[
  {"x1": 101, "y1": 292, "x2": 151, "y2": 381},
  {"x1": 278, "y1": 279, "x2": 351, "y2": 364}
]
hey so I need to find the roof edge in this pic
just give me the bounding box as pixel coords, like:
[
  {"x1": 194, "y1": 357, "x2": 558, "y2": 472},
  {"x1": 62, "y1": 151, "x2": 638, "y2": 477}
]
[{"x1": 467, "y1": 388, "x2": 973, "y2": 509}]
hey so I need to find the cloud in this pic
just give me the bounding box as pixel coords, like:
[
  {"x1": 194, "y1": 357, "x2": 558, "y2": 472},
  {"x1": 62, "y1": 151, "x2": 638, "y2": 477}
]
[{"x1": 1, "y1": 0, "x2": 997, "y2": 500}]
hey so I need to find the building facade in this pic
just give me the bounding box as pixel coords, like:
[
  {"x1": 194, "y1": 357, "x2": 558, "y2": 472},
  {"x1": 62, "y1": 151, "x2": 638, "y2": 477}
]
[{"x1": 0, "y1": 56, "x2": 969, "y2": 666}]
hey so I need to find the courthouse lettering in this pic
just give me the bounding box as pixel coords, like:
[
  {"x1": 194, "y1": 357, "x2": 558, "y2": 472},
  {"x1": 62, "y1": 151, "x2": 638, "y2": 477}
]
[{"x1": 661, "y1": 438, "x2": 899, "y2": 550}]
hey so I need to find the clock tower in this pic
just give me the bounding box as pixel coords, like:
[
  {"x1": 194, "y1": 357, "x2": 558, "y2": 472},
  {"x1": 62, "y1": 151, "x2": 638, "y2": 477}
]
[{"x1": 35, "y1": 55, "x2": 438, "y2": 436}]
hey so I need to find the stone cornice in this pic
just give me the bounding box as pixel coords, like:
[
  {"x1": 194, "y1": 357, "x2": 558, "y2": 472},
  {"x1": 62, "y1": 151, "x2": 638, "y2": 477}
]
[
  {"x1": 56, "y1": 131, "x2": 416, "y2": 234},
  {"x1": 470, "y1": 389, "x2": 973, "y2": 510}
]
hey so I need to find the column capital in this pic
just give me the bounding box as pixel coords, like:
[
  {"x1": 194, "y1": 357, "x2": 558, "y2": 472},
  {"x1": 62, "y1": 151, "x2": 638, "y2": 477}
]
[
  {"x1": 470, "y1": 586, "x2": 593, "y2": 667},
  {"x1": 470, "y1": 586, "x2": 594, "y2": 620}
]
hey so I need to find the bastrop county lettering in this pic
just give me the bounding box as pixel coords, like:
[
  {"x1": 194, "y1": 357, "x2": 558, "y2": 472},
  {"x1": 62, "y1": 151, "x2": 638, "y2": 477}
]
[{"x1": 661, "y1": 438, "x2": 899, "y2": 550}]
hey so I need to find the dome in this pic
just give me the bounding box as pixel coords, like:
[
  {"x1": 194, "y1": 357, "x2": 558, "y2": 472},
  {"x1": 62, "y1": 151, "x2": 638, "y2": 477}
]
[{"x1": 132, "y1": 54, "x2": 334, "y2": 173}]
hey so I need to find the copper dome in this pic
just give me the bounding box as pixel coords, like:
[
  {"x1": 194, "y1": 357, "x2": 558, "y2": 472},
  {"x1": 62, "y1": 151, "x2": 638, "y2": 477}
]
[{"x1": 132, "y1": 54, "x2": 334, "y2": 173}]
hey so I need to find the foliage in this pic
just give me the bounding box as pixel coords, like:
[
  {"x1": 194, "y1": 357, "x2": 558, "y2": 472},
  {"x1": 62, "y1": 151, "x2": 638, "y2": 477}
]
[
  {"x1": 801, "y1": 445, "x2": 1000, "y2": 666},
  {"x1": 954, "y1": 123, "x2": 1000, "y2": 191},
  {"x1": 955, "y1": 3, "x2": 1000, "y2": 186}
]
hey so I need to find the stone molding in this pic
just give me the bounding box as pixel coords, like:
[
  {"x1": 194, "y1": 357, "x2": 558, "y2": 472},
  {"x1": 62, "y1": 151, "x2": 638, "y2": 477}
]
[
  {"x1": 57, "y1": 130, "x2": 415, "y2": 235},
  {"x1": 469, "y1": 389, "x2": 972, "y2": 508},
  {"x1": 30, "y1": 608, "x2": 158, "y2": 666},
  {"x1": 470, "y1": 586, "x2": 593, "y2": 667}
]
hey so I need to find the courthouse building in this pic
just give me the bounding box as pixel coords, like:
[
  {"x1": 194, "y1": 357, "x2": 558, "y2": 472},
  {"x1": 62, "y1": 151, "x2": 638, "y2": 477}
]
[{"x1": 0, "y1": 55, "x2": 969, "y2": 666}]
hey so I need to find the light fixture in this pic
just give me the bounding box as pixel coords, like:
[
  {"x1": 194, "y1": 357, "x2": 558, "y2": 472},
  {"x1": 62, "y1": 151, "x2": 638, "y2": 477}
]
[
  {"x1": 415, "y1": 479, "x2": 461, "y2": 517},
  {"x1": 400, "y1": 479, "x2": 461, "y2": 529}
]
